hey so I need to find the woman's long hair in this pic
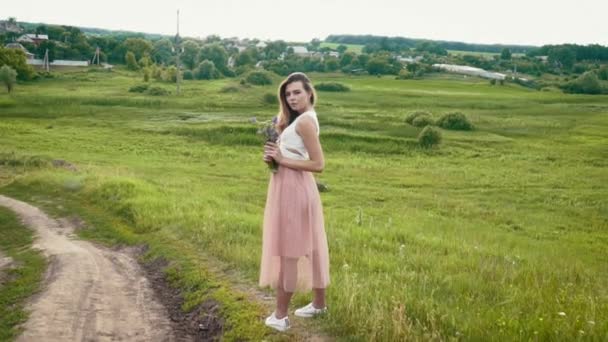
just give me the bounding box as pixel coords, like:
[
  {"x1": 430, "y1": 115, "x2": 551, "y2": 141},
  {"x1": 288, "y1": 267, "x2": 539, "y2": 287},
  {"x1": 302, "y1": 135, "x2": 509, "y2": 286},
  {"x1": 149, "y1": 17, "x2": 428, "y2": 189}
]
[{"x1": 276, "y1": 72, "x2": 317, "y2": 133}]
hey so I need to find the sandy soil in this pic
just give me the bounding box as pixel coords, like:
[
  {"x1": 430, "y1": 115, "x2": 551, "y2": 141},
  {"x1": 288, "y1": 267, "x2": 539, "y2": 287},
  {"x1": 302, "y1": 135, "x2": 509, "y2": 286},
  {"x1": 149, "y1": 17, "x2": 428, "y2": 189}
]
[{"x1": 0, "y1": 194, "x2": 182, "y2": 341}]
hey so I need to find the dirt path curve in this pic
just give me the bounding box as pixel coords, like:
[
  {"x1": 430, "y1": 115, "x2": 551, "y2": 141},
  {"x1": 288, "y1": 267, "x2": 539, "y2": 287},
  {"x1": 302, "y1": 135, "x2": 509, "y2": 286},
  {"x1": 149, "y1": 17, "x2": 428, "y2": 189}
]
[{"x1": 0, "y1": 195, "x2": 180, "y2": 342}]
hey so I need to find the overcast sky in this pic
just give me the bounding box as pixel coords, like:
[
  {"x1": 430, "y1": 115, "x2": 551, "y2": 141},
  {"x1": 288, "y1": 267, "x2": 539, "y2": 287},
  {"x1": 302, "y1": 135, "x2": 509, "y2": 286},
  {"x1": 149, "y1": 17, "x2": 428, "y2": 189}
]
[{"x1": 5, "y1": 0, "x2": 608, "y2": 46}]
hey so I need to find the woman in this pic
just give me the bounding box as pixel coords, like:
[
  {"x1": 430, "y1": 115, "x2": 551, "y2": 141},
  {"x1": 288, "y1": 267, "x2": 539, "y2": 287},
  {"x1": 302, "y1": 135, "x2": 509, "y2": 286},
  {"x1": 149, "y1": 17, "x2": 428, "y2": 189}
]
[{"x1": 260, "y1": 72, "x2": 330, "y2": 332}]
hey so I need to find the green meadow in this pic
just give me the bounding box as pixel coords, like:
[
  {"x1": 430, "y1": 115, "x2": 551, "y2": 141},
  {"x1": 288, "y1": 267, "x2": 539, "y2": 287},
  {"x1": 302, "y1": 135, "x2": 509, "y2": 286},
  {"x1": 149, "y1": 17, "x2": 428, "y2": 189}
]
[{"x1": 0, "y1": 68, "x2": 607, "y2": 341}]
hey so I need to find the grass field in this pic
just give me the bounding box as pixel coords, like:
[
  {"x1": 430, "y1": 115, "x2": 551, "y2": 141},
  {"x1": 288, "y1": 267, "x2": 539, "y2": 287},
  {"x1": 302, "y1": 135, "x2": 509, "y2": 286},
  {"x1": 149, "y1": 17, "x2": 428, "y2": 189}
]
[
  {"x1": 0, "y1": 207, "x2": 46, "y2": 341},
  {"x1": 320, "y1": 42, "x2": 364, "y2": 54},
  {"x1": 0, "y1": 67, "x2": 607, "y2": 340}
]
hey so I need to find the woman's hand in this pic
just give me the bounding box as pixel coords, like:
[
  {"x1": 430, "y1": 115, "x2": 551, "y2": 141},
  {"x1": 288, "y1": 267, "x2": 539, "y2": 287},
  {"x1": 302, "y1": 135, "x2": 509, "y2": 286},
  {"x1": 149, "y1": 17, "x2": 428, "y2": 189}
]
[{"x1": 264, "y1": 142, "x2": 283, "y2": 165}]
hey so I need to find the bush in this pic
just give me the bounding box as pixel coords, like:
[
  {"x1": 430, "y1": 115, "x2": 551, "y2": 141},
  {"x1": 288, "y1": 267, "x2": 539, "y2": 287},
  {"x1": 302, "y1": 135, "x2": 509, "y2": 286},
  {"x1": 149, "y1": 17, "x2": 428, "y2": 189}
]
[
  {"x1": 163, "y1": 66, "x2": 178, "y2": 82},
  {"x1": 405, "y1": 111, "x2": 431, "y2": 125},
  {"x1": 0, "y1": 65, "x2": 18, "y2": 93},
  {"x1": 437, "y1": 112, "x2": 473, "y2": 130},
  {"x1": 316, "y1": 82, "x2": 350, "y2": 92},
  {"x1": 146, "y1": 86, "x2": 170, "y2": 96},
  {"x1": 125, "y1": 51, "x2": 139, "y2": 70},
  {"x1": 598, "y1": 66, "x2": 608, "y2": 81},
  {"x1": 262, "y1": 93, "x2": 278, "y2": 104},
  {"x1": 396, "y1": 69, "x2": 412, "y2": 80},
  {"x1": 0, "y1": 47, "x2": 35, "y2": 80},
  {"x1": 195, "y1": 60, "x2": 220, "y2": 80},
  {"x1": 561, "y1": 71, "x2": 604, "y2": 95},
  {"x1": 128, "y1": 84, "x2": 150, "y2": 93},
  {"x1": 244, "y1": 71, "x2": 273, "y2": 85},
  {"x1": 411, "y1": 115, "x2": 434, "y2": 127},
  {"x1": 142, "y1": 67, "x2": 151, "y2": 82},
  {"x1": 418, "y1": 126, "x2": 442, "y2": 148},
  {"x1": 182, "y1": 70, "x2": 194, "y2": 80}
]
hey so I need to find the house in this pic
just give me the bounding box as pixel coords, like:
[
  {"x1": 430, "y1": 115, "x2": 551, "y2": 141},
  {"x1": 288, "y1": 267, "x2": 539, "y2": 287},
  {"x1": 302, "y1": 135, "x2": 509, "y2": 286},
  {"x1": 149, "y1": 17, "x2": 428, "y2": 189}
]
[
  {"x1": 535, "y1": 55, "x2": 549, "y2": 63},
  {"x1": 4, "y1": 42, "x2": 35, "y2": 59},
  {"x1": 0, "y1": 19, "x2": 23, "y2": 34},
  {"x1": 17, "y1": 34, "x2": 49, "y2": 45},
  {"x1": 290, "y1": 46, "x2": 312, "y2": 57},
  {"x1": 256, "y1": 41, "x2": 268, "y2": 49},
  {"x1": 396, "y1": 55, "x2": 424, "y2": 64},
  {"x1": 328, "y1": 51, "x2": 340, "y2": 58}
]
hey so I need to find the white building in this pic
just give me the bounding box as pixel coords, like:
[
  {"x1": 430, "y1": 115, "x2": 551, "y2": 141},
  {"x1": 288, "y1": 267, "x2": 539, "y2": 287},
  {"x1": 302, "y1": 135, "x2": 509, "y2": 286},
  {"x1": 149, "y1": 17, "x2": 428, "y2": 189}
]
[{"x1": 433, "y1": 63, "x2": 506, "y2": 80}]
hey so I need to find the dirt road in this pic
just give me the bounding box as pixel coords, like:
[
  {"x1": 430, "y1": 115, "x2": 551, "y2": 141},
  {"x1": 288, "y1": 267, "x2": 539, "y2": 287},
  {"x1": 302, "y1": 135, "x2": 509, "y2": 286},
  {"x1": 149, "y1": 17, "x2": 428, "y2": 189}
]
[{"x1": 0, "y1": 195, "x2": 182, "y2": 341}]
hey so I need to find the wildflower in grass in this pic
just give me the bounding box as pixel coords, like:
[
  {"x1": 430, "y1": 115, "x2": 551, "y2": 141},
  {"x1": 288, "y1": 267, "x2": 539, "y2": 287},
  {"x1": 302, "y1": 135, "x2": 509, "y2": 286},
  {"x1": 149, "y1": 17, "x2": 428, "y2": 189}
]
[{"x1": 257, "y1": 116, "x2": 279, "y2": 173}]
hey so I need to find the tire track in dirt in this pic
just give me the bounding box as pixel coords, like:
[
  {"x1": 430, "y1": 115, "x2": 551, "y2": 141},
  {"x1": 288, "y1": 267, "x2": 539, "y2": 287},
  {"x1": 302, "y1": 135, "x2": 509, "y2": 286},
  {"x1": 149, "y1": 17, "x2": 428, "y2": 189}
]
[{"x1": 0, "y1": 195, "x2": 183, "y2": 341}]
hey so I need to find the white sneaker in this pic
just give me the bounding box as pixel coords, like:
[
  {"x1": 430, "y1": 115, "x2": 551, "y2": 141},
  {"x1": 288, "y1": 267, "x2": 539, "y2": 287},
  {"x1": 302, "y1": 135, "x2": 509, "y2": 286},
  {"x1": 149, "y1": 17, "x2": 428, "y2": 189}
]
[
  {"x1": 294, "y1": 303, "x2": 327, "y2": 318},
  {"x1": 265, "y1": 312, "x2": 290, "y2": 332}
]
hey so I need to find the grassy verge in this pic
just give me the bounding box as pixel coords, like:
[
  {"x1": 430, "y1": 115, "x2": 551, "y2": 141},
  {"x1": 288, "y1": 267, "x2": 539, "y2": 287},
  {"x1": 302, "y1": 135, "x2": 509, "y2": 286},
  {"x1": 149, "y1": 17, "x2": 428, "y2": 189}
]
[
  {"x1": 0, "y1": 177, "x2": 285, "y2": 341},
  {"x1": 0, "y1": 206, "x2": 46, "y2": 341}
]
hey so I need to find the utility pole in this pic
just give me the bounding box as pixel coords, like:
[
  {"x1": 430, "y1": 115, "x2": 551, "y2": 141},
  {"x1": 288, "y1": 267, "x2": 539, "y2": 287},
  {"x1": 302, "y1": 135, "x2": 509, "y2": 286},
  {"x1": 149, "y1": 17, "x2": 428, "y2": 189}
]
[
  {"x1": 175, "y1": 9, "x2": 181, "y2": 96},
  {"x1": 43, "y1": 48, "x2": 50, "y2": 72}
]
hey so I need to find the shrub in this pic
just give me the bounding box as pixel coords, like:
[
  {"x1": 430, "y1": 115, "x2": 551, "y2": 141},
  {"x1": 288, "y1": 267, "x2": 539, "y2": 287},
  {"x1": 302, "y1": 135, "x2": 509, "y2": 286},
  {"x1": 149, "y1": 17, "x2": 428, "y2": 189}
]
[
  {"x1": 437, "y1": 112, "x2": 473, "y2": 130},
  {"x1": 598, "y1": 66, "x2": 608, "y2": 81},
  {"x1": 0, "y1": 65, "x2": 17, "y2": 93},
  {"x1": 146, "y1": 86, "x2": 169, "y2": 96},
  {"x1": 561, "y1": 71, "x2": 604, "y2": 95},
  {"x1": 125, "y1": 51, "x2": 139, "y2": 70},
  {"x1": 143, "y1": 67, "x2": 151, "y2": 82},
  {"x1": 128, "y1": 84, "x2": 150, "y2": 93},
  {"x1": 411, "y1": 115, "x2": 434, "y2": 127},
  {"x1": 262, "y1": 93, "x2": 278, "y2": 104},
  {"x1": 405, "y1": 111, "x2": 431, "y2": 125},
  {"x1": 396, "y1": 69, "x2": 412, "y2": 80},
  {"x1": 316, "y1": 82, "x2": 350, "y2": 92},
  {"x1": 418, "y1": 126, "x2": 442, "y2": 148},
  {"x1": 166, "y1": 66, "x2": 179, "y2": 82},
  {"x1": 195, "y1": 60, "x2": 221, "y2": 80},
  {"x1": 244, "y1": 71, "x2": 273, "y2": 85},
  {"x1": 182, "y1": 69, "x2": 194, "y2": 80}
]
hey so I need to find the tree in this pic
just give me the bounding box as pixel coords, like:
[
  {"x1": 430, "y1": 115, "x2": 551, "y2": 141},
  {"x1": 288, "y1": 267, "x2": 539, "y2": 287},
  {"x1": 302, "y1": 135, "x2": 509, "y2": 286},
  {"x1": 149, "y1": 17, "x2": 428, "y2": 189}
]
[
  {"x1": 340, "y1": 51, "x2": 356, "y2": 67},
  {"x1": 0, "y1": 65, "x2": 17, "y2": 93},
  {"x1": 0, "y1": 47, "x2": 34, "y2": 80},
  {"x1": 197, "y1": 43, "x2": 228, "y2": 74},
  {"x1": 548, "y1": 46, "x2": 576, "y2": 70},
  {"x1": 125, "y1": 51, "x2": 139, "y2": 70},
  {"x1": 309, "y1": 38, "x2": 321, "y2": 51},
  {"x1": 195, "y1": 60, "x2": 220, "y2": 80},
  {"x1": 336, "y1": 44, "x2": 348, "y2": 54},
  {"x1": 263, "y1": 41, "x2": 287, "y2": 60},
  {"x1": 598, "y1": 65, "x2": 608, "y2": 81},
  {"x1": 122, "y1": 38, "x2": 153, "y2": 60},
  {"x1": 235, "y1": 48, "x2": 257, "y2": 67},
  {"x1": 180, "y1": 40, "x2": 200, "y2": 70},
  {"x1": 324, "y1": 57, "x2": 339, "y2": 72},
  {"x1": 501, "y1": 48, "x2": 512, "y2": 60},
  {"x1": 152, "y1": 39, "x2": 174, "y2": 65},
  {"x1": 366, "y1": 57, "x2": 390, "y2": 75}
]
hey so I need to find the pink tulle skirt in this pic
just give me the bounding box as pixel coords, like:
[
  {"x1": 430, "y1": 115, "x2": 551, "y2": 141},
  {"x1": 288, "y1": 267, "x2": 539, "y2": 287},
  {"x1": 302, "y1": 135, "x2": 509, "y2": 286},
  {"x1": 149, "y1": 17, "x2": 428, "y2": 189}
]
[{"x1": 259, "y1": 165, "x2": 330, "y2": 293}]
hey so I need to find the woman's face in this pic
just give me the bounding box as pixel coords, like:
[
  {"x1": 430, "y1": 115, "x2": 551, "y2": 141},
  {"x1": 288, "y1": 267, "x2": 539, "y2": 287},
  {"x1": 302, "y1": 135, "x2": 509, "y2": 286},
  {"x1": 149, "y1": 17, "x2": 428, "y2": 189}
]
[{"x1": 285, "y1": 81, "x2": 311, "y2": 114}]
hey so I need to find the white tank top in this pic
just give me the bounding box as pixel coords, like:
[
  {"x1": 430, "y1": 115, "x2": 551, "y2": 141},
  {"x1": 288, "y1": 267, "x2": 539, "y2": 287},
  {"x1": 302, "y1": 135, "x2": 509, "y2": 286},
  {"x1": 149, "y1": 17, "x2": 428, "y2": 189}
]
[{"x1": 278, "y1": 110, "x2": 320, "y2": 161}]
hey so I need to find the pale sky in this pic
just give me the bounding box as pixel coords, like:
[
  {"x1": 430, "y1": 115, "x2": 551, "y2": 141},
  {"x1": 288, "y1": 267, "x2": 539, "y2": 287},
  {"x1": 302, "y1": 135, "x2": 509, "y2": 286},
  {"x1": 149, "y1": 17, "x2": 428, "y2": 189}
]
[{"x1": 5, "y1": 0, "x2": 608, "y2": 46}]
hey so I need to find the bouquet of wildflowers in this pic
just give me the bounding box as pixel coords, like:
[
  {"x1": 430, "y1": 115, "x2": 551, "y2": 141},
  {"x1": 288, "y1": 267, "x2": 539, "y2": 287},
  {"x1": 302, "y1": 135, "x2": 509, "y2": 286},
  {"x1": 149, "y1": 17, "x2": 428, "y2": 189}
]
[{"x1": 256, "y1": 116, "x2": 279, "y2": 173}]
